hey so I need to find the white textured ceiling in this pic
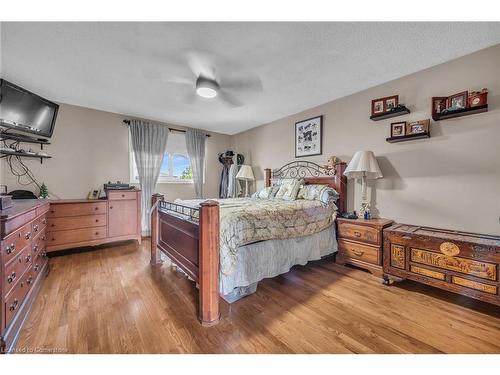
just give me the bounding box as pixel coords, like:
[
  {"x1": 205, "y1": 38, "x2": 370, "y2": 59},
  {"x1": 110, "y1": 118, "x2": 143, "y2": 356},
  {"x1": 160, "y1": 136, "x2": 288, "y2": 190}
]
[{"x1": 2, "y1": 22, "x2": 500, "y2": 135}]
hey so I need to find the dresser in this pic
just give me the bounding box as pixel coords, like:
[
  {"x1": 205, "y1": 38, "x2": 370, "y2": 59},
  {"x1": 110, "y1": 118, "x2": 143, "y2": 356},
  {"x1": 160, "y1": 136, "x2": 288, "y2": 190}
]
[
  {"x1": 1, "y1": 199, "x2": 50, "y2": 353},
  {"x1": 383, "y1": 224, "x2": 500, "y2": 306},
  {"x1": 336, "y1": 217, "x2": 394, "y2": 278},
  {"x1": 47, "y1": 189, "x2": 141, "y2": 253}
]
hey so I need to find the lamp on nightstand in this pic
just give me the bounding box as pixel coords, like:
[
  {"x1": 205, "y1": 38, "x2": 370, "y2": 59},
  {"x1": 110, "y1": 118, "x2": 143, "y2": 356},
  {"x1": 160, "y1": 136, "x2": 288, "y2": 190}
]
[
  {"x1": 344, "y1": 151, "x2": 383, "y2": 219},
  {"x1": 236, "y1": 165, "x2": 255, "y2": 197}
]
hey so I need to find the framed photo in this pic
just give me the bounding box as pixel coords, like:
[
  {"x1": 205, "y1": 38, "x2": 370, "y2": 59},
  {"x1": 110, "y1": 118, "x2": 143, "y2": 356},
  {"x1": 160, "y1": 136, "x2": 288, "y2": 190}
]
[
  {"x1": 371, "y1": 95, "x2": 399, "y2": 116},
  {"x1": 406, "y1": 119, "x2": 430, "y2": 135},
  {"x1": 390, "y1": 122, "x2": 406, "y2": 137},
  {"x1": 447, "y1": 91, "x2": 468, "y2": 110},
  {"x1": 432, "y1": 97, "x2": 447, "y2": 117},
  {"x1": 468, "y1": 89, "x2": 488, "y2": 107},
  {"x1": 385, "y1": 96, "x2": 398, "y2": 111},
  {"x1": 295, "y1": 115, "x2": 322, "y2": 158}
]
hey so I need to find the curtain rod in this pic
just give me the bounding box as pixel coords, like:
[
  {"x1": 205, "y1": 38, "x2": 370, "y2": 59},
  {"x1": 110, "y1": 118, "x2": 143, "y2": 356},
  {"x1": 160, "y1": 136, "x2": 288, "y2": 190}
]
[{"x1": 122, "y1": 119, "x2": 211, "y2": 137}]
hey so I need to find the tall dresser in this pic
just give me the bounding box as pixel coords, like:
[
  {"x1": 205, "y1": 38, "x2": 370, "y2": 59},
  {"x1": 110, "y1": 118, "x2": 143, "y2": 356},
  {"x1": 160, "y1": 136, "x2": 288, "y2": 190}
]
[{"x1": 1, "y1": 200, "x2": 50, "y2": 353}]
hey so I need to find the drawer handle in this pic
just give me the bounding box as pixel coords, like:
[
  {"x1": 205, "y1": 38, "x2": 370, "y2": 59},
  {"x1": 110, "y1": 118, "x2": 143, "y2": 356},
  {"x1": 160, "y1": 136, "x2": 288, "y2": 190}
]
[
  {"x1": 9, "y1": 299, "x2": 19, "y2": 311},
  {"x1": 34, "y1": 224, "x2": 39, "y2": 232},
  {"x1": 7, "y1": 272, "x2": 16, "y2": 283},
  {"x1": 51, "y1": 224, "x2": 56, "y2": 227},
  {"x1": 95, "y1": 219, "x2": 99, "y2": 223},
  {"x1": 6, "y1": 243, "x2": 16, "y2": 254},
  {"x1": 25, "y1": 232, "x2": 32, "y2": 240},
  {"x1": 95, "y1": 232, "x2": 99, "y2": 235},
  {"x1": 121, "y1": 194, "x2": 125, "y2": 197},
  {"x1": 353, "y1": 231, "x2": 362, "y2": 237},
  {"x1": 95, "y1": 207, "x2": 99, "y2": 210},
  {"x1": 109, "y1": 206, "x2": 113, "y2": 209},
  {"x1": 352, "y1": 250, "x2": 364, "y2": 257},
  {"x1": 50, "y1": 210, "x2": 55, "y2": 214},
  {"x1": 26, "y1": 255, "x2": 32, "y2": 263}
]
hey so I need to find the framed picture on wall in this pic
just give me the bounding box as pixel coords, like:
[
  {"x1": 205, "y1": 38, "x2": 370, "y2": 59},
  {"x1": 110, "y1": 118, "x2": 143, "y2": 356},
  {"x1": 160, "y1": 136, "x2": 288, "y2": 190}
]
[{"x1": 295, "y1": 115, "x2": 323, "y2": 158}]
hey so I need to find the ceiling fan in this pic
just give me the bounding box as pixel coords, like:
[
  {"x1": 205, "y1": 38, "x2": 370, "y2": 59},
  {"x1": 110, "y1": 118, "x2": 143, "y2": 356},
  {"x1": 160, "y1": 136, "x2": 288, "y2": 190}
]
[{"x1": 144, "y1": 50, "x2": 263, "y2": 107}]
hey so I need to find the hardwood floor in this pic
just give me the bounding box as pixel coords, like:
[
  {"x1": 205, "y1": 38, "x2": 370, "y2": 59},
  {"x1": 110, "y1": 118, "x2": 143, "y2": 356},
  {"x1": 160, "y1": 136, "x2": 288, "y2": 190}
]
[{"x1": 16, "y1": 239, "x2": 500, "y2": 353}]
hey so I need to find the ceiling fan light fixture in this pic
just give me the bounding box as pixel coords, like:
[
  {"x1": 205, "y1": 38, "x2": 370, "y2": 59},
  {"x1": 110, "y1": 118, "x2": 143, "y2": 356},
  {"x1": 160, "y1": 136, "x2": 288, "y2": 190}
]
[{"x1": 196, "y1": 77, "x2": 219, "y2": 98}]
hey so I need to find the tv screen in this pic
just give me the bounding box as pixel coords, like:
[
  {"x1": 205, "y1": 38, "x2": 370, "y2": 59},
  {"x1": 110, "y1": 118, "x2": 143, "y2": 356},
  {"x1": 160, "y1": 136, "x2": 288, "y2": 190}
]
[{"x1": 0, "y1": 79, "x2": 59, "y2": 138}]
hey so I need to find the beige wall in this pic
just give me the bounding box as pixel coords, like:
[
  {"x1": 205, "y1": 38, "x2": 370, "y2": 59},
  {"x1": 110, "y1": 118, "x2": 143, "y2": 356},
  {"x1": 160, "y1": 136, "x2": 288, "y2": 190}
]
[
  {"x1": 0, "y1": 103, "x2": 231, "y2": 201},
  {"x1": 232, "y1": 45, "x2": 500, "y2": 235}
]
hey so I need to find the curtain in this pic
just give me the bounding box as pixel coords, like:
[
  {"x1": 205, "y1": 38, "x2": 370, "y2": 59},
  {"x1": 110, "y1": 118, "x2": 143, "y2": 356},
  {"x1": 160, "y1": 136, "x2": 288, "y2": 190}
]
[
  {"x1": 129, "y1": 120, "x2": 169, "y2": 236},
  {"x1": 185, "y1": 129, "x2": 206, "y2": 198}
]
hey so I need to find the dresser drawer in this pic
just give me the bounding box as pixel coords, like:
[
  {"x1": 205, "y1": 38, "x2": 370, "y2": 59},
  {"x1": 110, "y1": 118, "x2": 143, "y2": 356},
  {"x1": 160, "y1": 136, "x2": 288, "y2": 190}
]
[
  {"x1": 48, "y1": 202, "x2": 107, "y2": 218},
  {"x1": 32, "y1": 214, "x2": 48, "y2": 235},
  {"x1": 1, "y1": 222, "x2": 32, "y2": 264},
  {"x1": 33, "y1": 252, "x2": 48, "y2": 276},
  {"x1": 338, "y1": 239, "x2": 380, "y2": 265},
  {"x1": 338, "y1": 222, "x2": 381, "y2": 245},
  {"x1": 47, "y1": 226, "x2": 107, "y2": 246},
  {"x1": 48, "y1": 214, "x2": 107, "y2": 231},
  {"x1": 32, "y1": 230, "x2": 47, "y2": 258},
  {"x1": 4, "y1": 267, "x2": 33, "y2": 328},
  {"x1": 4, "y1": 247, "x2": 32, "y2": 295},
  {"x1": 107, "y1": 191, "x2": 137, "y2": 201}
]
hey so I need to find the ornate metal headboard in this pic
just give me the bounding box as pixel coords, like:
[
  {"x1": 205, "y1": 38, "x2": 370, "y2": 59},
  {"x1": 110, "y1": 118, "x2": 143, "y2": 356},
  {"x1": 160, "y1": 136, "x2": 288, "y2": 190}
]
[{"x1": 264, "y1": 159, "x2": 347, "y2": 213}]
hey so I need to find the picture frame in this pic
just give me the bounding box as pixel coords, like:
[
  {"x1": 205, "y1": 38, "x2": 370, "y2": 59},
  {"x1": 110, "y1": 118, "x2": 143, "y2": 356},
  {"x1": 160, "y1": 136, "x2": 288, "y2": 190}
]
[
  {"x1": 390, "y1": 121, "x2": 406, "y2": 137},
  {"x1": 406, "y1": 119, "x2": 430, "y2": 135},
  {"x1": 446, "y1": 91, "x2": 468, "y2": 111},
  {"x1": 371, "y1": 95, "x2": 399, "y2": 116},
  {"x1": 295, "y1": 115, "x2": 322, "y2": 158},
  {"x1": 432, "y1": 97, "x2": 447, "y2": 117},
  {"x1": 468, "y1": 89, "x2": 488, "y2": 107},
  {"x1": 87, "y1": 188, "x2": 101, "y2": 200}
]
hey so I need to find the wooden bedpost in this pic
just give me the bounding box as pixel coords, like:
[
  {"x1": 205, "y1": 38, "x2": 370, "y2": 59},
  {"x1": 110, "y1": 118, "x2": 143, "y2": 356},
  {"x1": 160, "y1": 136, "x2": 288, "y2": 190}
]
[
  {"x1": 198, "y1": 200, "x2": 220, "y2": 326},
  {"x1": 151, "y1": 193, "x2": 164, "y2": 265},
  {"x1": 335, "y1": 162, "x2": 347, "y2": 214},
  {"x1": 265, "y1": 168, "x2": 271, "y2": 187}
]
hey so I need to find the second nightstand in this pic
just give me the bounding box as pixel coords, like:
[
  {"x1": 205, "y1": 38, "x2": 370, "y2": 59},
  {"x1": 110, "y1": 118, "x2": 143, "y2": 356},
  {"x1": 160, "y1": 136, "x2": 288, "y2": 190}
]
[{"x1": 336, "y1": 217, "x2": 393, "y2": 278}]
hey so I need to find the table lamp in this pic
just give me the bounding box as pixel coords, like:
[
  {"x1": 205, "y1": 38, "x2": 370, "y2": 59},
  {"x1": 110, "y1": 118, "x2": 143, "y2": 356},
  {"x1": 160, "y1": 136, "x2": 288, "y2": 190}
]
[
  {"x1": 236, "y1": 165, "x2": 255, "y2": 197},
  {"x1": 343, "y1": 151, "x2": 383, "y2": 218}
]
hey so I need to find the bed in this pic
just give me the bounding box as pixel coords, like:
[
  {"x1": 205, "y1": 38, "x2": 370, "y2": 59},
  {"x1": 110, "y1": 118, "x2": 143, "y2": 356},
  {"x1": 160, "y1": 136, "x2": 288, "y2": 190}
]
[{"x1": 150, "y1": 160, "x2": 347, "y2": 326}]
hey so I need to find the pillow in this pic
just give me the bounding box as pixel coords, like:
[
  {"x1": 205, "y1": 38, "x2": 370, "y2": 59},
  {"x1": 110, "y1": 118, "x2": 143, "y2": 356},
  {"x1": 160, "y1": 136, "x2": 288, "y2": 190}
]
[
  {"x1": 275, "y1": 179, "x2": 302, "y2": 201},
  {"x1": 297, "y1": 184, "x2": 339, "y2": 204},
  {"x1": 252, "y1": 186, "x2": 280, "y2": 199}
]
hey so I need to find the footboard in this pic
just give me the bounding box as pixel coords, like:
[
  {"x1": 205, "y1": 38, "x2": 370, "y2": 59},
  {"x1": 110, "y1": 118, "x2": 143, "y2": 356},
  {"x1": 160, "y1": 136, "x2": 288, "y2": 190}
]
[{"x1": 151, "y1": 194, "x2": 220, "y2": 326}]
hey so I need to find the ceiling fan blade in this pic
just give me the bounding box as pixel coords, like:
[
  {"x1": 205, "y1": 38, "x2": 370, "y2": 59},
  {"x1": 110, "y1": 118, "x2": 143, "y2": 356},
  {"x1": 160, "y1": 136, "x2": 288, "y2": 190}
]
[
  {"x1": 186, "y1": 51, "x2": 217, "y2": 80},
  {"x1": 219, "y1": 90, "x2": 244, "y2": 107},
  {"x1": 219, "y1": 75, "x2": 263, "y2": 93},
  {"x1": 165, "y1": 77, "x2": 193, "y2": 86}
]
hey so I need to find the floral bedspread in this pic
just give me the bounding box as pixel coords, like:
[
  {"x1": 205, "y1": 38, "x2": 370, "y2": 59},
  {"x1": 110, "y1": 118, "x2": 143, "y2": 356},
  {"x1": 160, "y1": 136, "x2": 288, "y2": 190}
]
[{"x1": 174, "y1": 198, "x2": 337, "y2": 275}]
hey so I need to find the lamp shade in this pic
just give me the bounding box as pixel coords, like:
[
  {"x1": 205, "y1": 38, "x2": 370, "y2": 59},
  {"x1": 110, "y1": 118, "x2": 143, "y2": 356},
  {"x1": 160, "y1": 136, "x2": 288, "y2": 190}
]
[
  {"x1": 236, "y1": 165, "x2": 255, "y2": 181},
  {"x1": 344, "y1": 151, "x2": 383, "y2": 179}
]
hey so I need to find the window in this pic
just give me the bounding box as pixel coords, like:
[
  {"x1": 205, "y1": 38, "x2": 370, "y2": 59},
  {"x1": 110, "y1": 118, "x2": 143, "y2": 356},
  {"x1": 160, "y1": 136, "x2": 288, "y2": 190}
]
[{"x1": 130, "y1": 132, "x2": 197, "y2": 184}]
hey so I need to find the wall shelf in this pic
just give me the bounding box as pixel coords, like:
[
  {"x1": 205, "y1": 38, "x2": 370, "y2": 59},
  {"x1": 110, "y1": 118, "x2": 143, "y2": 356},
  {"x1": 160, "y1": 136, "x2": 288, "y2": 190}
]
[
  {"x1": 0, "y1": 133, "x2": 51, "y2": 146},
  {"x1": 370, "y1": 106, "x2": 411, "y2": 121},
  {"x1": 386, "y1": 132, "x2": 430, "y2": 143},
  {"x1": 432, "y1": 104, "x2": 488, "y2": 121},
  {"x1": 0, "y1": 150, "x2": 52, "y2": 164}
]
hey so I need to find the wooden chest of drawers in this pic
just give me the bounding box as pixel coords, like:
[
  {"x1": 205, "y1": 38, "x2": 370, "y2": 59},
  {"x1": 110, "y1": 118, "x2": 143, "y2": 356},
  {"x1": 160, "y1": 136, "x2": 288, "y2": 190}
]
[
  {"x1": 46, "y1": 189, "x2": 141, "y2": 253},
  {"x1": 383, "y1": 224, "x2": 500, "y2": 306},
  {"x1": 336, "y1": 218, "x2": 393, "y2": 278},
  {"x1": 1, "y1": 200, "x2": 49, "y2": 353}
]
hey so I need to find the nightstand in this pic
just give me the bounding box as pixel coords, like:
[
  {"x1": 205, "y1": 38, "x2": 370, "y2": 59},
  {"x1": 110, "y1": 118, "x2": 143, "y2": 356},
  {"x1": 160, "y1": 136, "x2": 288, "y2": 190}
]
[{"x1": 336, "y1": 217, "x2": 393, "y2": 278}]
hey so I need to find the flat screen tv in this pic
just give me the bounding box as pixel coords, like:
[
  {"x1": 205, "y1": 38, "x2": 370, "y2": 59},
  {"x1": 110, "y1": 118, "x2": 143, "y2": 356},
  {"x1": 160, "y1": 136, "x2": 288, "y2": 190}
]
[{"x1": 0, "y1": 79, "x2": 59, "y2": 138}]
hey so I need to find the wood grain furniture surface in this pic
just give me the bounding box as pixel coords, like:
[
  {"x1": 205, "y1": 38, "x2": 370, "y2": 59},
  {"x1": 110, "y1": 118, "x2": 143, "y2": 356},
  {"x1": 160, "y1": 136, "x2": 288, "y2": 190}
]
[
  {"x1": 336, "y1": 217, "x2": 393, "y2": 278},
  {"x1": 0, "y1": 199, "x2": 50, "y2": 353},
  {"x1": 383, "y1": 223, "x2": 500, "y2": 306},
  {"x1": 16, "y1": 240, "x2": 500, "y2": 353},
  {"x1": 46, "y1": 189, "x2": 141, "y2": 253},
  {"x1": 151, "y1": 160, "x2": 347, "y2": 326}
]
